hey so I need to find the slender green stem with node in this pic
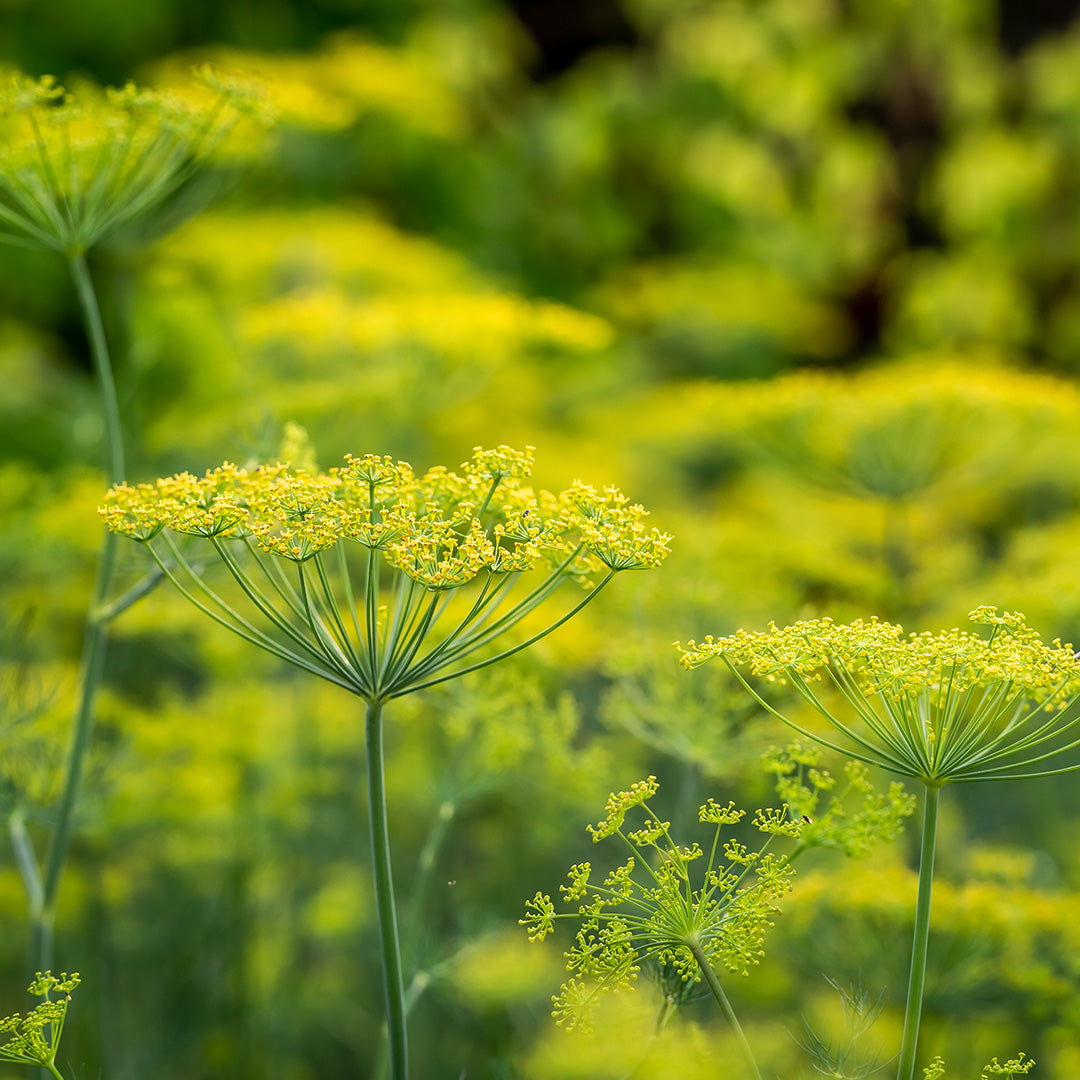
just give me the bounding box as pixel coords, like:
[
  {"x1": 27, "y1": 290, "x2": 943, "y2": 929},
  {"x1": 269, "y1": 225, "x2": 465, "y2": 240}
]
[{"x1": 29, "y1": 255, "x2": 124, "y2": 974}]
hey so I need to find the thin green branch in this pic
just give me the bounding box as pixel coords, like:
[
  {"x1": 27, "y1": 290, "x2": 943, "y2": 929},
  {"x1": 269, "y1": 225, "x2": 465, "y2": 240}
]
[
  {"x1": 394, "y1": 573, "x2": 615, "y2": 697},
  {"x1": 685, "y1": 938, "x2": 761, "y2": 1080}
]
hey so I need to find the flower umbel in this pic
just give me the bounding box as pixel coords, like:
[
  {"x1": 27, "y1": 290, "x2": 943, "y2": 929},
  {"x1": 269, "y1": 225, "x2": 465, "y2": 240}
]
[
  {"x1": 521, "y1": 776, "x2": 796, "y2": 1038},
  {"x1": 680, "y1": 609, "x2": 1069, "y2": 1080},
  {"x1": 763, "y1": 742, "x2": 916, "y2": 857},
  {"x1": 101, "y1": 445, "x2": 670, "y2": 700},
  {"x1": 678, "y1": 608, "x2": 1080, "y2": 784},
  {"x1": 0, "y1": 971, "x2": 80, "y2": 1079},
  {"x1": 0, "y1": 66, "x2": 270, "y2": 254},
  {"x1": 921, "y1": 1054, "x2": 1035, "y2": 1080},
  {"x1": 101, "y1": 444, "x2": 668, "y2": 1080}
]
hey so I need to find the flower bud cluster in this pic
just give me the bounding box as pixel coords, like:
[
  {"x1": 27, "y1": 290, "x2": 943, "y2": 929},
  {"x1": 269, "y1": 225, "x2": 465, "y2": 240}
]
[{"x1": 0, "y1": 971, "x2": 80, "y2": 1068}]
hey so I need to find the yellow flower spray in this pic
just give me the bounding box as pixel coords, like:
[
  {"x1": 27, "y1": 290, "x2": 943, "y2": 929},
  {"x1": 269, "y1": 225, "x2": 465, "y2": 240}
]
[
  {"x1": 679, "y1": 607, "x2": 1080, "y2": 1080},
  {"x1": 102, "y1": 443, "x2": 670, "y2": 1080}
]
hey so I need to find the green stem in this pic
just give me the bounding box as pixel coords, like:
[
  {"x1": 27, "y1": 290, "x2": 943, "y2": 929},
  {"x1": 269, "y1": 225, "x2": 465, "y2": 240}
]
[
  {"x1": 32, "y1": 254, "x2": 125, "y2": 971},
  {"x1": 9, "y1": 811, "x2": 44, "y2": 914},
  {"x1": 365, "y1": 699, "x2": 408, "y2": 1080},
  {"x1": 70, "y1": 253, "x2": 124, "y2": 486},
  {"x1": 685, "y1": 939, "x2": 761, "y2": 1080},
  {"x1": 896, "y1": 783, "x2": 940, "y2": 1080},
  {"x1": 372, "y1": 793, "x2": 458, "y2": 1080}
]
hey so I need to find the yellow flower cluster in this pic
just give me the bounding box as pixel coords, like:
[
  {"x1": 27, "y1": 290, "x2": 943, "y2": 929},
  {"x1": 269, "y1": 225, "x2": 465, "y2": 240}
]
[
  {"x1": 100, "y1": 446, "x2": 671, "y2": 585},
  {"x1": 0, "y1": 971, "x2": 80, "y2": 1068},
  {"x1": 679, "y1": 608, "x2": 1080, "y2": 709},
  {"x1": 240, "y1": 288, "x2": 614, "y2": 360},
  {"x1": 153, "y1": 31, "x2": 464, "y2": 137},
  {"x1": 706, "y1": 359, "x2": 1080, "y2": 500},
  {"x1": 155, "y1": 207, "x2": 476, "y2": 297},
  {"x1": 0, "y1": 66, "x2": 270, "y2": 252},
  {"x1": 564, "y1": 481, "x2": 672, "y2": 572}
]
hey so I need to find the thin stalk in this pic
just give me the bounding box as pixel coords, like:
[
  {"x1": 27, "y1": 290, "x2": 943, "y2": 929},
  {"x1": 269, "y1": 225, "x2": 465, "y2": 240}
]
[
  {"x1": 896, "y1": 783, "x2": 940, "y2": 1080},
  {"x1": 366, "y1": 699, "x2": 408, "y2": 1080},
  {"x1": 372, "y1": 797, "x2": 458, "y2": 1080},
  {"x1": 685, "y1": 938, "x2": 761, "y2": 1080},
  {"x1": 401, "y1": 799, "x2": 456, "y2": 964},
  {"x1": 70, "y1": 253, "x2": 123, "y2": 484},
  {"x1": 34, "y1": 254, "x2": 124, "y2": 971},
  {"x1": 9, "y1": 811, "x2": 44, "y2": 915}
]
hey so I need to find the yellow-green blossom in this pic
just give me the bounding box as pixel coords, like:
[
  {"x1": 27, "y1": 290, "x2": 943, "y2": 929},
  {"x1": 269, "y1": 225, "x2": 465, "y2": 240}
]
[
  {"x1": 522, "y1": 776, "x2": 797, "y2": 1036},
  {"x1": 153, "y1": 31, "x2": 463, "y2": 136},
  {"x1": 0, "y1": 971, "x2": 80, "y2": 1075},
  {"x1": 101, "y1": 445, "x2": 670, "y2": 699},
  {"x1": 0, "y1": 66, "x2": 270, "y2": 254},
  {"x1": 240, "y1": 288, "x2": 614, "y2": 360},
  {"x1": 679, "y1": 608, "x2": 1080, "y2": 783}
]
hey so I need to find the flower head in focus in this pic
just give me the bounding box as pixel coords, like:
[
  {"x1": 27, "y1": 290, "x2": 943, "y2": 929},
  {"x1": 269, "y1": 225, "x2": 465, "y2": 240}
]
[
  {"x1": 0, "y1": 971, "x2": 80, "y2": 1071},
  {"x1": 101, "y1": 445, "x2": 671, "y2": 700}
]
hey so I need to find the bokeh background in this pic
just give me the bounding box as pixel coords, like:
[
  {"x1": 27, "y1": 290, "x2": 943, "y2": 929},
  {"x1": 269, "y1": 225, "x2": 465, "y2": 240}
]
[{"x1": 4, "y1": 0, "x2": 1080, "y2": 1076}]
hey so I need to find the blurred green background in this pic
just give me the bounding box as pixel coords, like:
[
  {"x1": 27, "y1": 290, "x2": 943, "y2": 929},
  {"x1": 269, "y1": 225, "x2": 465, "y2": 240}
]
[{"x1": 5, "y1": 0, "x2": 1080, "y2": 1076}]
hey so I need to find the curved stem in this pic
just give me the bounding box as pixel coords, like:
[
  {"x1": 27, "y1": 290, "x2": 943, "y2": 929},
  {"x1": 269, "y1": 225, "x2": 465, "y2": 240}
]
[
  {"x1": 366, "y1": 700, "x2": 408, "y2": 1080},
  {"x1": 33, "y1": 254, "x2": 125, "y2": 970},
  {"x1": 685, "y1": 939, "x2": 761, "y2": 1080},
  {"x1": 896, "y1": 783, "x2": 940, "y2": 1080}
]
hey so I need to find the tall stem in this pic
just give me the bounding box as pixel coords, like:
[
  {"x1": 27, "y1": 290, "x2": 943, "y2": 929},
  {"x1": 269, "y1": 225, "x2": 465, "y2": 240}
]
[
  {"x1": 32, "y1": 254, "x2": 125, "y2": 970},
  {"x1": 896, "y1": 783, "x2": 940, "y2": 1080},
  {"x1": 70, "y1": 252, "x2": 124, "y2": 485},
  {"x1": 365, "y1": 699, "x2": 408, "y2": 1080},
  {"x1": 686, "y1": 939, "x2": 761, "y2": 1080}
]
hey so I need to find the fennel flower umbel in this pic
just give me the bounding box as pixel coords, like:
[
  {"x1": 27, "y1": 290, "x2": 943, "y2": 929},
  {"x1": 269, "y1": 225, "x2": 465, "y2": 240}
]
[
  {"x1": 101, "y1": 445, "x2": 671, "y2": 698},
  {"x1": 677, "y1": 607, "x2": 1080, "y2": 786},
  {"x1": 101, "y1": 444, "x2": 671, "y2": 1080},
  {"x1": 522, "y1": 775, "x2": 796, "y2": 1079},
  {"x1": 678, "y1": 607, "x2": 1080, "y2": 1080},
  {"x1": 0, "y1": 66, "x2": 270, "y2": 255}
]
